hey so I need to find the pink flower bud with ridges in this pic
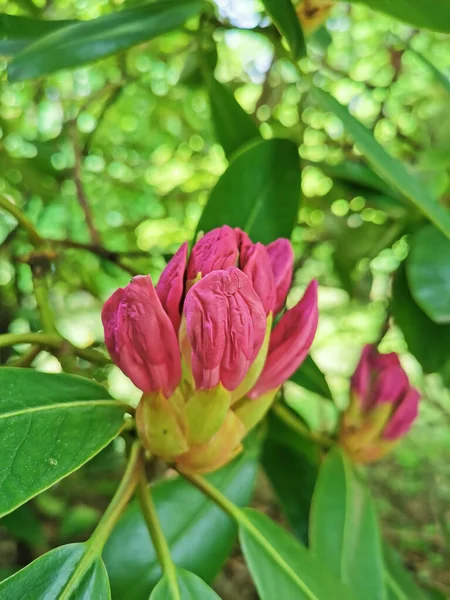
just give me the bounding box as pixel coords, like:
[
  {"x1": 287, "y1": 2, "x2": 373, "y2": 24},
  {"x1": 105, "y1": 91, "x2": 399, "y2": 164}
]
[
  {"x1": 341, "y1": 344, "x2": 420, "y2": 463},
  {"x1": 101, "y1": 275, "x2": 181, "y2": 397},
  {"x1": 266, "y1": 238, "x2": 294, "y2": 314},
  {"x1": 240, "y1": 242, "x2": 276, "y2": 315},
  {"x1": 184, "y1": 267, "x2": 266, "y2": 391},
  {"x1": 156, "y1": 242, "x2": 188, "y2": 332},
  {"x1": 187, "y1": 225, "x2": 238, "y2": 280},
  {"x1": 248, "y1": 280, "x2": 318, "y2": 398}
]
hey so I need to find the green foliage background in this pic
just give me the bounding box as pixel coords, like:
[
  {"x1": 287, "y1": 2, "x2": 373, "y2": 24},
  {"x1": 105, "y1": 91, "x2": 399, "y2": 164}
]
[{"x1": 0, "y1": 0, "x2": 449, "y2": 597}]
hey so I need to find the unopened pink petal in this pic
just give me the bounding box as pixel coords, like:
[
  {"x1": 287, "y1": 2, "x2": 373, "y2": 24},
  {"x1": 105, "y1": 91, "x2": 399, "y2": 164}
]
[
  {"x1": 101, "y1": 276, "x2": 181, "y2": 396},
  {"x1": 187, "y1": 226, "x2": 238, "y2": 280},
  {"x1": 240, "y1": 242, "x2": 276, "y2": 314},
  {"x1": 156, "y1": 242, "x2": 188, "y2": 332},
  {"x1": 235, "y1": 227, "x2": 253, "y2": 258},
  {"x1": 383, "y1": 387, "x2": 420, "y2": 440},
  {"x1": 371, "y1": 366, "x2": 409, "y2": 407},
  {"x1": 266, "y1": 238, "x2": 294, "y2": 314},
  {"x1": 249, "y1": 280, "x2": 318, "y2": 398},
  {"x1": 184, "y1": 267, "x2": 266, "y2": 391}
]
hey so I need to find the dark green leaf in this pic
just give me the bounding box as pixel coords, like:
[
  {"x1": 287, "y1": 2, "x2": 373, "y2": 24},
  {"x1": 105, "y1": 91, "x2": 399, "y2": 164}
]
[
  {"x1": 0, "y1": 368, "x2": 126, "y2": 517},
  {"x1": 150, "y1": 569, "x2": 220, "y2": 599},
  {"x1": 384, "y1": 544, "x2": 427, "y2": 600},
  {"x1": 261, "y1": 0, "x2": 306, "y2": 59},
  {"x1": 8, "y1": 0, "x2": 204, "y2": 81},
  {"x1": 407, "y1": 225, "x2": 450, "y2": 324},
  {"x1": 207, "y1": 78, "x2": 260, "y2": 158},
  {"x1": 346, "y1": 0, "x2": 450, "y2": 33},
  {"x1": 104, "y1": 448, "x2": 259, "y2": 600},
  {"x1": 0, "y1": 543, "x2": 110, "y2": 599},
  {"x1": 239, "y1": 508, "x2": 355, "y2": 600},
  {"x1": 0, "y1": 15, "x2": 75, "y2": 56},
  {"x1": 262, "y1": 412, "x2": 320, "y2": 543},
  {"x1": 310, "y1": 449, "x2": 386, "y2": 600},
  {"x1": 196, "y1": 138, "x2": 301, "y2": 244},
  {"x1": 290, "y1": 355, "x2": 332, "y2": 399},
  {"x1": 1, "y1": 504, "x2": 45, "y2": 547},
  {"x1": 391, "y1": 264, "x2": 450, "y2": 375},
  {"x1": 312, "y1": 86, "x2": 450, "y2": 240}
]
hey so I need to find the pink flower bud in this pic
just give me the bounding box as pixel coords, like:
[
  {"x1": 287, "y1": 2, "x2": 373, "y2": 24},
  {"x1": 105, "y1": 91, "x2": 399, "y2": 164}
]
[
  {"x1": 101, "y1": 276, "x2": 181, "y2": 397},
  {"x1": 240, "y1": 242, "x2": 276, "y2": 315},
  {"x1": 266, "y1": 238, "x2": 294, "y2": 314},
  {"x1": 187, "y1": 226, "x2": 238, "y2": 280},
  {"x1": 235, "y1": 227, "x2": 253, "y2": 257},
  {"x1": 156, "y1": 242, "x2": 188, "y2": 332},
  {"x1": 350, "y1": 344, "x2": 420, "y2": 439},
  {"x1": 184, "y1": 267, "x2": 266, "y2": 391},
  {"x1": 383, "y1": 387, "x2": 420, "y2": 440},
  {"x1": 249, "y1": 280, "x2": 318, "y2": 398}
]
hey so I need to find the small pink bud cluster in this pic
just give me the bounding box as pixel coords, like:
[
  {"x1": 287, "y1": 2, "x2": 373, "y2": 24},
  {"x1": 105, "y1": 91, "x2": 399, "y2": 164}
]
[
  {"x1": 340, "y1": 344, "x2": 420, "y2": 463},
  {"x1": 102, "y1": 226, "x2": 318, "y2": 473}
]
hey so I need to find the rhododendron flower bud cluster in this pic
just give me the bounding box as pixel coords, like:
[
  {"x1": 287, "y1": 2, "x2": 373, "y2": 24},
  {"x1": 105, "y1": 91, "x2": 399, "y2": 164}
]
[
  {"x1": 102, "y1": 226, "x2": 318, "y2": 473},
  {"x1": 340, "y1": 344, "x2": 420, "y2": 463}
]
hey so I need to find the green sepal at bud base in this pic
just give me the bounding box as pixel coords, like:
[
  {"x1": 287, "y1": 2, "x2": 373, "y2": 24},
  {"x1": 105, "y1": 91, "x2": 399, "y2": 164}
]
[
  {"x1": 176, "y1": 411, "x2": 246, "y2": 474},
  {"x1": 184, "y1": 385, "x2": 231, "y2": 445},
  {"x1": 136, "y1": 392, "x2": 188, "y2": 461},
  {"x1": 230, "y1": 313, "x2": 273, "y2": 405},
  {"x1": 234, "y1": 388, "x2": 279, "y2": 433},
  {"x1": 340, "y1": 402, "x2": 394, "y2": 464}
]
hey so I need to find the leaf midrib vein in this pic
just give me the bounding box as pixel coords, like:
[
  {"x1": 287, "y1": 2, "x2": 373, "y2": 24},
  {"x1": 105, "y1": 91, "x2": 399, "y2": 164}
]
[{"x1": 0, "y1": 399, "x2": 124, "y2": 420}]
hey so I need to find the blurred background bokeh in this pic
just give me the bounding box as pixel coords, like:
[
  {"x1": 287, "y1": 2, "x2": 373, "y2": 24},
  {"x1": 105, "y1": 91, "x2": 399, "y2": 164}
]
[{"x1": 0, "y1": 0, "x2": 449, "y2": 596}]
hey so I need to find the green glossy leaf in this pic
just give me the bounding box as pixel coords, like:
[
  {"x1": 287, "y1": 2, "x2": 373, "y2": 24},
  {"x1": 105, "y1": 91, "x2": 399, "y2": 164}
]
[
  {"x1": 239, "y1": 508, "x2": 355, "y2": 600},
  {"x1": 384, "y1": 544, "x2": 427, "y2": 600},
  {"x1": 346, "y1": 0, "x2": 450, "y2": 32},
  {"x1": 312, "y1": 86, "x2": 450, "y2": 240},
  {"x1": 310, "y1": 449, "x2": 386, "y2": 600},
  {"x1": 8, "y1": 0, "x2": 204, "y2": 82},
  {"x1": 407, "y1": 225, "x2": 450, "y2": 324},
  {"x1": 207, "y1": 78, "x2": 260, "y2": 159},
  {"x1": 1, "y1": 504, "x2": 45, "y2": 547},
  {"x1": 407, "y1": 47, "x2": 450, "y2": 95},
  {"x1": 196, "y1": 138, "x2": 301, "y2": 244},
  {"x1": 391, "y1": 264, "x2": 450, "y2": 375},
  {"x1": 0, "y1": 543, "x2": 110, "y2": 599},
  {"x1": 104, "y1": 448, "x2": 258, "y2": 600},
  {"x1": 150, "y1": 569, "x2": 220, "y2": 599},
  {"x1": 318, "y1": 160, "x2": 402, "y2": 201},
  {"x1": 0, "y1": 15, "x2": 74, "y2": 56},
  {"x1": 0, "y1": 368, "x2": 126, "y2": 518},
  {"x1": 261, "y1": 0, "x2": 306, "y2": 59},
  {"x1": 262, "y1": 412, "x2": 320, "y2": 543},
  {"x1": 290, "y1": 355, "x2": 332, "y2": 399}
]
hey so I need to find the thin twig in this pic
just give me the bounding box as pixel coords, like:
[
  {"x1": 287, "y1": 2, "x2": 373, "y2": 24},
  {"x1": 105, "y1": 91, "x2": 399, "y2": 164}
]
[
  {"x1": 272, "y1": 403, "x2": 334, "y2": 448},
  {"x1": 83, "y1": 85, "x2": 125, "y2": 153},
  {"x1": 0, "y1": 195, "x2": 44, "y2": 247},
  {"x1": 0, "y1": 332, "x2": 111, "y2": 366},
  {"x1": 72, "y1": 126, "x2": 101, "y2": 245},
  {"x1": 9, "y1": 344, "x2": 42, "y2": 367}
]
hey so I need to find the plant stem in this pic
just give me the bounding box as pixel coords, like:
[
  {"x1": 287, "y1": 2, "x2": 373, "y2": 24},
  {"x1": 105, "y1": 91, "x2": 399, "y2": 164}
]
[
  {"x1": 33, "y1": 274, "x2": 58, "y2": 334},
  {"x1": 0, "y1": 195, "x2": 44, "y2": 247},
  {"x1": 272, "y1": 403, "x2": 334, "y2": 449},
  {"x1": 0, "y1": 332, "x2": 111, "y2": 365},
  {"x1": 59, "y1": 441, "x2": 143, "y2": 600},
  {"x1": 137, "y1": 470, "x2": 181, "y2": 600},
  {"x1": 177, "y1": 469, "x2": 242, "y2": 523},
  {"x1": 10, "y1": 344, "x2": 42, "y2": 367}
]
